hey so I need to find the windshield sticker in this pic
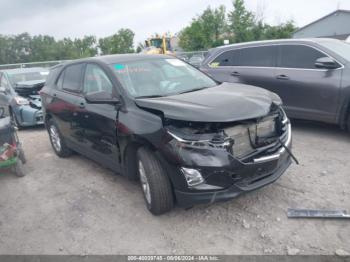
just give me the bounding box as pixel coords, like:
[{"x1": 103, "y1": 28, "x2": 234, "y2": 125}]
[
  {"x1": 114, "y1": 64, "x2": 125, "y2": 70},
  {"x1": 209, "y1": 62, "x2": 219, "y2": 68},
  {"x1": 165, "y1": 59, "x2": 186, "y2": 66}
]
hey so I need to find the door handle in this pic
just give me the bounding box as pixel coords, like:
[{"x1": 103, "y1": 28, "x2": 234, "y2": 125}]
[
  {"x1": 231, "y1": 71, "x2": 240, "y2": 77},
  {"x1": 276, "y1": 74, "x2": 290, "y2": 80}
]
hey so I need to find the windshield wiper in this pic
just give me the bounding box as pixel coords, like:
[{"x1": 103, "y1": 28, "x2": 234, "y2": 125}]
[{"x1": 135, "y1": 95, "x2": 165, "y2": 99}]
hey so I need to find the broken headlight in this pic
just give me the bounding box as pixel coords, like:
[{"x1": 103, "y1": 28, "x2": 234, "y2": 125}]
[
  {"x1": 14, "y1": 96, "x2": 30, "y2": 105},
  {"x1": 167, "y1": 128, "x2": 232, "y2": 149}
]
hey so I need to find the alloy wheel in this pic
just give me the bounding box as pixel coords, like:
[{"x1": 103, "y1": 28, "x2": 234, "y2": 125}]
[
  {"x1": 49, "y1": 125, "x2": 61, "y2": 152},
  {"x1": 138, "y1": 160, "x2": 151, "y2": 205}
]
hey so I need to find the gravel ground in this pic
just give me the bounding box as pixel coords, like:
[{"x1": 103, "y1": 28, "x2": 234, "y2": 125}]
[{"x1": 0, "y1": 120, "x2": 349, "y2": 255}]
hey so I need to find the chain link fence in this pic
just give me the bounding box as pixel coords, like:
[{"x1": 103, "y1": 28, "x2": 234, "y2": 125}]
[{"x1": 0, "y1": 51, "x2": 208, "y2": 70}]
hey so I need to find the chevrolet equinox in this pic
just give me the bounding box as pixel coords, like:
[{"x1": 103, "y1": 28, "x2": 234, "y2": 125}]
[{"x1": 41, "y1": 54, "x2": 293, "y2": 215}]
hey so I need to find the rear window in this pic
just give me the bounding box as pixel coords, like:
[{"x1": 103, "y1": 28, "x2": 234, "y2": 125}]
[{"x1": 210, "y1": 46, "x2": 275, "y2": 67}]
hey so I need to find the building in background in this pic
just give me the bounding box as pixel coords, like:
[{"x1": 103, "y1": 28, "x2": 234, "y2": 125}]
[{"x1": 293, "y1": 10, "x2": 350, "y2": 40}]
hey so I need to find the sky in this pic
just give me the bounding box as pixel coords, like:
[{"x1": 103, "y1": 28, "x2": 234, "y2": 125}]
[{"x1": 0, "y1": 0, "x2": 350, "y2": 45}]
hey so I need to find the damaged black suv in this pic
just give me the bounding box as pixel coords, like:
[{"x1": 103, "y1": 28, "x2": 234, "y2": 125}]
[{"x1": 41, "y1": 54, "x2": 293, "y2": 215}]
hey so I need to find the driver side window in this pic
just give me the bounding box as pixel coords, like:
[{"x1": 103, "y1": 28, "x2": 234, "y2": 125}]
[{"x1": 83, "y1": 64, "x2": 113, "y2": 95}]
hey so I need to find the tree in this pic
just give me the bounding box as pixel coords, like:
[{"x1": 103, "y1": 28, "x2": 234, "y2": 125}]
[
  {"x1": 99, "y1": 28, "x2": 135, "y2": 55},
  {"x1": 179, "y1": 5, "x2": 227, "y2": 51},
  {"x1": 228, "y1": 0, "x2": 255, "y2": 43},
  {"x1": 74, "y1": 36, "x2": 98, "y2": 57}
]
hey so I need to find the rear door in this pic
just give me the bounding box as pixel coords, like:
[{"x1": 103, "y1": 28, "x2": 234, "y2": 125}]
[
  {"x1": 48, "y1": 63, "x2": 85, "y2": 146},
  {"x1": 75, "y1": 63, "x2": 120, "y2": 171},
  {"x1": 203, "y1": 45, "x2": 277, "y2": 91},
  {"x1": 274, "y1": 44, "x2": 342, "y2": 122}
]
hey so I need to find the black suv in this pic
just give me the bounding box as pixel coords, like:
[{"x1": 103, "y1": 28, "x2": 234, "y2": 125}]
[
  {"x1": 200, "y1": 38, "x2": 350, "y2": 130},
  {"x1": 41, "y1": 54, "x2": 292, "y2": 215}
]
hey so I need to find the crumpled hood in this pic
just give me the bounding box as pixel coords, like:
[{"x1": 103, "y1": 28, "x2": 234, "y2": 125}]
[{"x1": 135, "y1": 82, "x2": 281, "y2": 122}]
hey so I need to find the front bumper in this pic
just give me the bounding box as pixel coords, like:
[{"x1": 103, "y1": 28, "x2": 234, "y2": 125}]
[
  {"x1": 161, "y1": 122, "x2": 293, "y2": 207},
  {"x1": 175, "y1": 151, "x2": 291, "y2": 207},
  {"x1": 13, "y1": 105, "x2": 44, "y2": 126}
]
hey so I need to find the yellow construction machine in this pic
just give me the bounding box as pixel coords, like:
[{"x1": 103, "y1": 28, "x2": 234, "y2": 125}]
[{"x1": 143, "y1": 34, "x2": 176, "y2": 55}]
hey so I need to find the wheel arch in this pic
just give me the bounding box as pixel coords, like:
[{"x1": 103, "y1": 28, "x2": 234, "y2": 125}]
[{"x1": 122, "y1": 136, "x2": 157, "y2": 180}]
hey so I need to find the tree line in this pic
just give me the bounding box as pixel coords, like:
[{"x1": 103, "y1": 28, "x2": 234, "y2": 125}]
[
  {"x1": 0, "y1": 28, "x2": 135, "y2": 64},
  {"x1": 0, "y1": 0, "x2": 297, "y2": 64},
  {"x1": 178, "y1": 0, "x2": 297, "y2": 51}
]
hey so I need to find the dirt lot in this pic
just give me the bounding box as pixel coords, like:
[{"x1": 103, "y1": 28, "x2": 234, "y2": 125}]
[{"x1": 0, "y1": 120, "x2": 349, "y2": 255}]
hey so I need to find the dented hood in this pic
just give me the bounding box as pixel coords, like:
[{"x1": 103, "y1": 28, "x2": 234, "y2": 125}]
[{"x1": 135, "y1": 82, "x2": 281, "y2": 122}]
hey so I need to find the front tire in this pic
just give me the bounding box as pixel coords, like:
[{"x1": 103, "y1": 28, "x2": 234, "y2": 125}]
[
  {"x1": 47, "y1": 119, "x2": 72, "y2": 157},
  {"x1": 137, "y1": 147, "x2": 174, "y2": 215}
]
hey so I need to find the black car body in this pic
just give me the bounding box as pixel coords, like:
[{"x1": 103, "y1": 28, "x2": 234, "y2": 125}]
[
  {"x1": 200, "y1": 38, "x2": 350, "y2": 130},
  {"x1": 41, "y1": 54, "x2": 292, "y2": 215}
]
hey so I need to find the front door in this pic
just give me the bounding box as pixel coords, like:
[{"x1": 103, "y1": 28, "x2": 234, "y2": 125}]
[
  {"x1": 273, "y1": 44, "x2": 342, "y2": 123},
  {"x1": 75, "y1": 63, "x2": 120, "y2": 172}
]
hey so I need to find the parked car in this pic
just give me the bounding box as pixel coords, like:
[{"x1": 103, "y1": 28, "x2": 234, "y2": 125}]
[
  {"x1": 200, "y1": 38, "x2": 350, "y2": 130},
  {"x1": 41, "y1": 55, "x2": 293, "y2": 215},
  {"x1": 188, "y1": 54, "x2": 205, "y2": 68},
  {"x1": 0, "y1": 67, "x2": 49, "y2": 127}
]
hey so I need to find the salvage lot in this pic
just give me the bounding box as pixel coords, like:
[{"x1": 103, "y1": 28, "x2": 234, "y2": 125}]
[{"x1": 0, "y1": 120, "x2": 349, "y2": 255}]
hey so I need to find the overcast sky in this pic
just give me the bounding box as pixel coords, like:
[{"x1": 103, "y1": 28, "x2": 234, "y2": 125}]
[{"x1": 1, "y1": 0, "x2": 350, "y2": 44}]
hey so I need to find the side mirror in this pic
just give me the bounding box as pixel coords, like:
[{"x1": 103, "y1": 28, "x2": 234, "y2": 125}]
[
  {"x1": 315, "y1": 57, "x2": 340, "y2": 69},
  {"x1": 0, "y1": 86, "x2": 6, "y2": 94},
  {"x1": 85, "y1": 91, "x2": 121, "y2": 105}
]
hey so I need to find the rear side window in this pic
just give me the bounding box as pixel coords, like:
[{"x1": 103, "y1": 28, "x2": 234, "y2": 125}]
[
  {"x1": 278, "y1": 45, "x2": 325, "y2": 69},
  {"x1": 210, "y1": 46, "x2": 275, "y2": 67},
  {"x1": 239, "y1": 46, "x2": 275, "y2": 67},
  {"x1": 62, "y1": 63, "x2": 84, "y2": 92}
]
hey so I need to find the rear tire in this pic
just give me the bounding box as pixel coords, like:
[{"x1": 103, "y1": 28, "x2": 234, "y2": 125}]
[
  {"x1": 137, "y1": 147, "x2": 174, "y2": 215},
  {"x1": 47, "y1": 119, "x2": 72, "y2": 157}
]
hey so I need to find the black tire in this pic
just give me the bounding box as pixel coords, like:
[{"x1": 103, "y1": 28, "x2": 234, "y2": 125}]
[
  {"x1": 13, "y1": 159, "x2": 25, "y2": 177},
  {"x1": 47, "y1": 119, "x2": 72, "y2": 157},
  {"x1": 137, "y1": 147, "x2": 174, "y2": 215}
]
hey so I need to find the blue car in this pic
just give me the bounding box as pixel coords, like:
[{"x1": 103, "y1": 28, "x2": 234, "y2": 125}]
[{"x1": 0, "y1": 67, "x2": 48, "y2": 127}]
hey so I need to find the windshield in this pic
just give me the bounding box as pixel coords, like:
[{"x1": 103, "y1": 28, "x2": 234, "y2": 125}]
[
  {"x1": 110, "y1": 58, "x2": 217, "y2": 98},
  {"x1": 8, "y1": 70, "x2": 49, "y2": 85},
  {"x1": 319, "y1": 40, "x2": 350, "y2": 62}
]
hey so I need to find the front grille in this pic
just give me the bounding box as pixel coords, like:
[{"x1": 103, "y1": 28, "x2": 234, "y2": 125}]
[{"x1": 224, "y1": 112, "x2": 286, "y2": 159}]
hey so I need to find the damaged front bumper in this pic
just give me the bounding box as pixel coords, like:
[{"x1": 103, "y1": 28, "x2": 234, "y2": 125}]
[
  {"x1": 160, "y1": 117, "x2": 293, "y2": 207},
  {"x1": 13, "y1": 105, "x2": 44, "y2": 126}
]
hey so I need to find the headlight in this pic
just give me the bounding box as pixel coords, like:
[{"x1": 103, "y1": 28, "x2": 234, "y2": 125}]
[
  {"x1": 167, "y1": 130, "x2": 232, "y2": 149},
  {"x1": 14, "y1": 96, "x2": 29, "y2": 105}
]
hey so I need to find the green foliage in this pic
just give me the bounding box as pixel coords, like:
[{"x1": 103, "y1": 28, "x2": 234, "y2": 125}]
[
  {"x1": 179, "y1": 5, "x2": 227, "y2": 51},
  {"x1": 0, "y1": 28, "x2": 134, "y2": 64},
  {"x1": 228, "y1": 0, "x2": 255, "y2": 43},
  {"x1": 99, "y1": 28, "x2": 135, "y2": 55},
  {"x1": 179, "y1": 0, "x2": 298, "y2": 51}
]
